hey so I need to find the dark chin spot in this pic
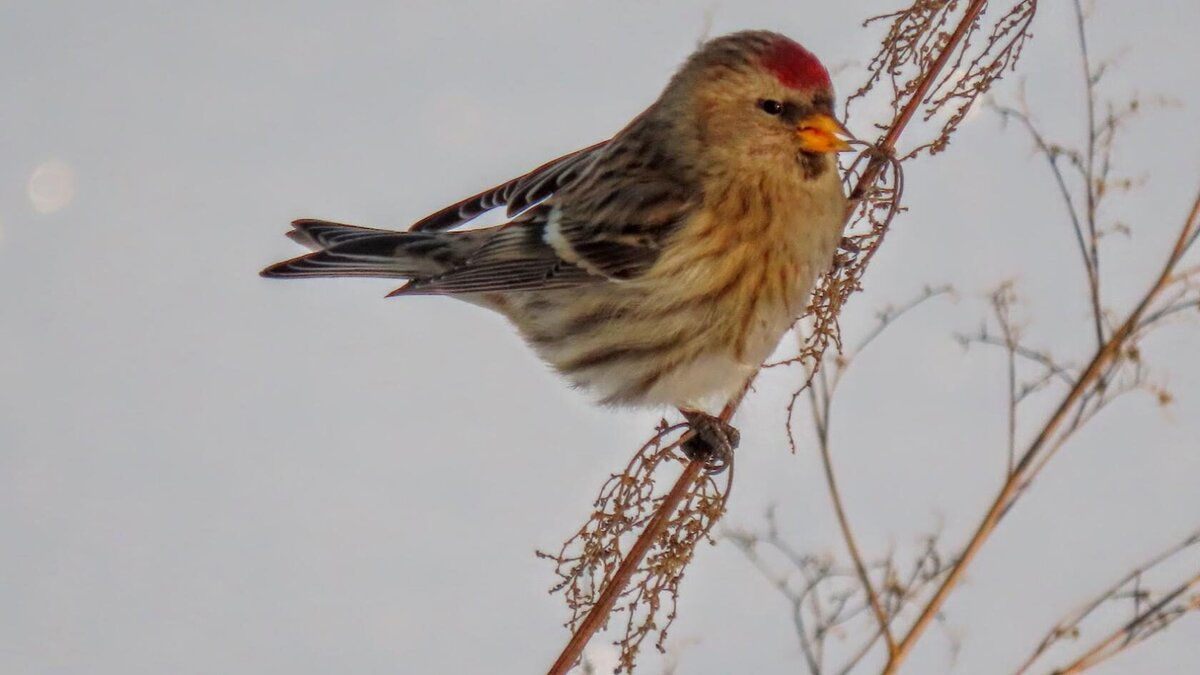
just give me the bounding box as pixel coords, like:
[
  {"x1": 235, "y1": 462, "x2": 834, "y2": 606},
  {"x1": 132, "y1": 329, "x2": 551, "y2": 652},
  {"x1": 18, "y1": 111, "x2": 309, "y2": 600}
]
[{"x1": 797, "y1": 151, "x2": 826, "y2": 180}]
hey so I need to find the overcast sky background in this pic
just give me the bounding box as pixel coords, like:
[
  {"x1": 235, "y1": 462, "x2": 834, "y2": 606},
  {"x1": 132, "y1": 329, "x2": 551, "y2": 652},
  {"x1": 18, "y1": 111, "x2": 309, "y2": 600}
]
[{"x1": 3, "y1": 2, "x2": 1198, "y2": 673}]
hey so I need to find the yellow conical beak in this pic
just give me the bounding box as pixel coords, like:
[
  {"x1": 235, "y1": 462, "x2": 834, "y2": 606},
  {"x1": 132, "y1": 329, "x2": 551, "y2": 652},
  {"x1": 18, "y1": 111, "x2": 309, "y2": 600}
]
[{"x1": 796, "y1": 114, "x2": 854, "y2": 153}]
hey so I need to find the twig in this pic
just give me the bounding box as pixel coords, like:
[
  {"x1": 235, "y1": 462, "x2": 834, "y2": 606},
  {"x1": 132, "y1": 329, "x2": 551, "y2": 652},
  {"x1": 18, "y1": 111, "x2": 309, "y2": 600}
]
[
  {"x1": 813, "y1": 389, "x2": 897, "y2": 657},
  {"x1": 1072, "y1": 0, "x2": 1106, "y2": 349},
  {"x1": 1052, "y1": 571, "x2": 1200, "y2": 674},
  {"x1": 1014, "y1": 530, "x2": 1200, "y2": 675},
  {"x1": 727, "y1": 521, "x2": 826, "y2": 674},
  {"x1": 546, "y1": 388, "x2": 747, "y2": 675},
  {"x1": 957, "y1": 333, "x2": 1077, "y2": 391},
  {"x1": 547, "y1": 458, "x2": 707, "y2": 675},
  {"x1": 989, "y1": 102, "x2": 1100, "y2": 339},
  {"x1": 799, "y1": 287, "x2": 951, "y2": 655},
  {"x1": 992, "y1": 284, "x2": 1021, "y2": 475},
  {"x1": 883, "y1": 188, "x2": 1200, "y2": 673}
]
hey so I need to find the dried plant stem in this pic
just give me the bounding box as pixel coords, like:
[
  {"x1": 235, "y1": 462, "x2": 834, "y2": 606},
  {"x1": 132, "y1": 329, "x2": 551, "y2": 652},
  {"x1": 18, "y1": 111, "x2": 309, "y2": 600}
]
[
  {"x1": 811, "y1": 388, "x2": 897, "y2": 656},
  {"x1": 821, "y1": 0, "x2": 992, "y2": 365},
  {"x1": 878, "y1": 0, "x2": 989, "y2": 159},
  {"x1": 883, "y1": 189, "x2": 1200, "y2": 674},
  {"x1": 1070, "y1": 0, "x2": 1105, "y2": 348},
  {"x1": 546, "y1": 389, "x2": 748, "y2": 675},
  {"x1": 546, "y1": 458, "x2": 706, "y2": 675},
  {"x1": 763, "y1": 0, "x2": 994, "y2": 657},
  {"x1": 1053, "y1": 571, "x2": 1200, "y2": 674},
  {"x1": 1014, "y1": 530, "x2": 1200, "y2": 675}
]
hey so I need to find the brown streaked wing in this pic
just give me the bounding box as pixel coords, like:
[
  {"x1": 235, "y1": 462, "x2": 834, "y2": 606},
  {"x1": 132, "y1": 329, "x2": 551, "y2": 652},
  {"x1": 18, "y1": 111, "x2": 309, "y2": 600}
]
[
  {"x1": 397, "y1": 216, "x2": 601, "y2": 295},
  {"x1": 407, "y1": 140, "x2": 609, "y2": 232},
  {"x1": 554, "y1": 167, "x2": 696, "y2": 281}
]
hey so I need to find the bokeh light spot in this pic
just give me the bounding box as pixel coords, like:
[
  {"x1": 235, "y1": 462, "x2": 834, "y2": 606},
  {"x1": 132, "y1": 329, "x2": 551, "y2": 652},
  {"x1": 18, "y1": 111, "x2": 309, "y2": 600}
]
[{"x1": 28, "y1": 159, "x2": 76, "y2": 214}]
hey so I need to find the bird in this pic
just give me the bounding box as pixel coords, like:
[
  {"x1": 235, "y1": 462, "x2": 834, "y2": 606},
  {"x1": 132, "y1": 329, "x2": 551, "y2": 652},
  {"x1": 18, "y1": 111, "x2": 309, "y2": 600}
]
[{"x1": 262, "y1": 30, "x2": 852, "y2": 469}]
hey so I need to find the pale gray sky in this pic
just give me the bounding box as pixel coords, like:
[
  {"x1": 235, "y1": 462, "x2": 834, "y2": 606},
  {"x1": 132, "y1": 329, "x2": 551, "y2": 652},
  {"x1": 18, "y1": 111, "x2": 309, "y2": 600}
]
[{"x1": 2, "y1": 2, "x2": 1198, "y2": 674}]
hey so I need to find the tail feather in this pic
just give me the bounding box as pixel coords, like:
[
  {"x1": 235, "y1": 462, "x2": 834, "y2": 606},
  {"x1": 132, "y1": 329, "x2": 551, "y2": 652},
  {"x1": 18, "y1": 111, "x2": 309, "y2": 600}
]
[
  {"x1": 285, "y1": 219, "x2": 398, "y2": 250},
  {"x1": 261, "y1": 219, "x2": 462, "y2": 279}
]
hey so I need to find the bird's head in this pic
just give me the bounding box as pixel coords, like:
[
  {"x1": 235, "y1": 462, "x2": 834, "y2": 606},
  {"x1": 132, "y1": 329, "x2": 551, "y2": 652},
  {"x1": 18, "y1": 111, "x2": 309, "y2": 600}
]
[{"x1": 659, "y1": 31, "x2": 852, "y2": 180}]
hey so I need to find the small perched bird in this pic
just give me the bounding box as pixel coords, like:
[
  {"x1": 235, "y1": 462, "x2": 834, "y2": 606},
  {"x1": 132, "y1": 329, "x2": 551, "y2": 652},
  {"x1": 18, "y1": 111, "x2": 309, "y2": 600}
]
[{"x1": 263, "y1": 30, "x2": 851, "y2": 467}]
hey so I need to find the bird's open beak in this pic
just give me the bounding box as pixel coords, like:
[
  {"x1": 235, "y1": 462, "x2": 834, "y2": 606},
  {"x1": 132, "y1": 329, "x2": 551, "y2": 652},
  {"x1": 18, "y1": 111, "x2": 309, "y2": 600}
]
[{"x1": 796, "y1": 114, "x2": 854, "y2": 153}]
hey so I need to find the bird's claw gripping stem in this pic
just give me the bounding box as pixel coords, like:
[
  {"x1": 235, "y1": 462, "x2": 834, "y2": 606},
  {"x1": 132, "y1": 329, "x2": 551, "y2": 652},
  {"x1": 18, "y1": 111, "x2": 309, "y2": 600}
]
[{"x1": 681, "y1": 410, "x2": 740, "y2": 474}]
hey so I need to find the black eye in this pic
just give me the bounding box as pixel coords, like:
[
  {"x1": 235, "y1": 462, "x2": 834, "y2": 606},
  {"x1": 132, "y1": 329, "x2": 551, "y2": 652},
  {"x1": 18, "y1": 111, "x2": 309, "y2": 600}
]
[{"x1": 758, "y1": 99, "x2": 784, "y2": 116}]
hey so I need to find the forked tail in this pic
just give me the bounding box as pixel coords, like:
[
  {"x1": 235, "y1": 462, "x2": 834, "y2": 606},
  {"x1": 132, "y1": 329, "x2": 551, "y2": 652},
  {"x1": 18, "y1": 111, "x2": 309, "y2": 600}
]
[{"x1": 260, "y1": 219, "x2": 463, "y2": 279}]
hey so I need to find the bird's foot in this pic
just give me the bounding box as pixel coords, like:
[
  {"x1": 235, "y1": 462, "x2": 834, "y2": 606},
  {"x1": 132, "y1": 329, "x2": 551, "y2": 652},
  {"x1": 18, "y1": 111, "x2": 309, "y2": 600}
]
[{"x1": 681, "y1": 410, "x2": 740, "y2": 474}]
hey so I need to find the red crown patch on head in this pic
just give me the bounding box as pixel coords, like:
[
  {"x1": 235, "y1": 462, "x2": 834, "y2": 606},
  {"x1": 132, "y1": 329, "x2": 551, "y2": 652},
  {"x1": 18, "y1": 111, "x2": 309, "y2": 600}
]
[{"x1": 761, "y1": 38, "x2": 831, "y2": 91}]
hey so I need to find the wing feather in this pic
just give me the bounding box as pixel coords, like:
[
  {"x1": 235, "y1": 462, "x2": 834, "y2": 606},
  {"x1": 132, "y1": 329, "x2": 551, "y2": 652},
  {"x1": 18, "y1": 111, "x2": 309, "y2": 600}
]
[
  {"x1": 407, "y1": 141, "x2": 608, "y2": 232},
  {"x1": 551, "y1": 155, "x2": 697, "y2": 281},
  {"x1": 401, "y1": 119, "x2": 698, "y2": 292},
  {"x1": 399, "y1": 216, "x2": 599, "y2": 295}
]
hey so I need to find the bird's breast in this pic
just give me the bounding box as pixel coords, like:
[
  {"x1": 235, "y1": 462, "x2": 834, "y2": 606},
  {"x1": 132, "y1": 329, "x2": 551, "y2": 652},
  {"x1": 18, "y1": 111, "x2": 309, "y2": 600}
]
[
  {"x1": 508, "y1": 171, "x2": 845, "y2": 409},
  {"x1": 649, "y1": 172, "x2": 846, "y2": 361}
]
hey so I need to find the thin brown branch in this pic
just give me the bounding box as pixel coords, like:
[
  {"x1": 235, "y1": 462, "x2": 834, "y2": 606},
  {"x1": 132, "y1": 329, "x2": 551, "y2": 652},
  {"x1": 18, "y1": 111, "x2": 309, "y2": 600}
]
[
  {"x1": 764, "y1": 285, "x2": 951, "y2": 370},
  {"x1": 957, "y1": 332, "x2": 1077, "y2": 392},
  {"x1": 546, "y1": 458, "x2": 706, "y2": 675},
  {"x1": 851, "y1": 285, "x2": 955, "y2": 357},
  {"x1": 811, "y1": 386, "x2": 897, "y2": 653},
  {"x1": 1014, "y1": 530, "x2": 1200, "y2": 675},
  {"x1": 1071, "y1": 0, "x2": 1105, "y2": 349},
  {"x1": 990, "y1": 283, "x2": 1022, "y2": 475},
  {"x1": 545, "y1": 385, "x2": 748, "y2": 674},
  {"x1": 726, "y1": 521, "x2": 825, "y2": 674},
  {"x1": 789, "y1": 287, "x2": 952, "y2": 660},
  {"x1": 990, "y1": 102, "x2": 1100, "y2": 337},
  {"x1": 1052, "y1": 571, "x2": 1200, "y2": 674},
  {"x1": 883, "y1": 187, "x2": 1200, "y2": 673},
  {"x1": 1138, "y1": 298, "x2": 1200, "y2": 328}
]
